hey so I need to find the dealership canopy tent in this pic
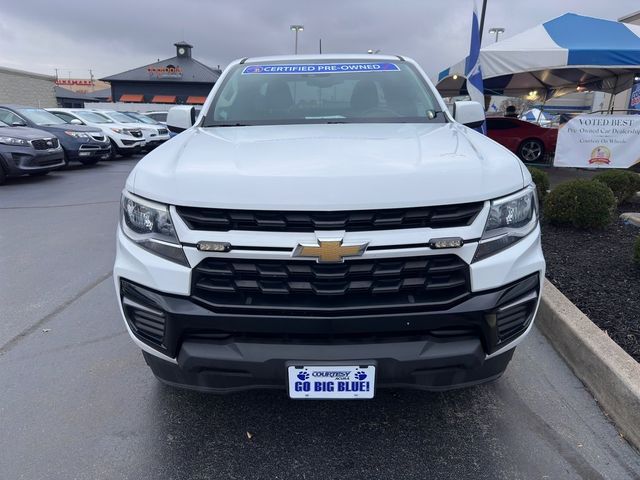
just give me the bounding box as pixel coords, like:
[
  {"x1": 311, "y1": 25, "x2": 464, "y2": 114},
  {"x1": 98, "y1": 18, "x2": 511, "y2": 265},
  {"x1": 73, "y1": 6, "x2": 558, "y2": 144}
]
[{"x1": 437, "y1": 13, "x2": 640, "y2": 99}]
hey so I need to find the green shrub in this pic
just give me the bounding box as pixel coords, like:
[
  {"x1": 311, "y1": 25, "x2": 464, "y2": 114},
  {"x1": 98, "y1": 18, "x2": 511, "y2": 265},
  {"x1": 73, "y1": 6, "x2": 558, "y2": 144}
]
[
  {"x1": 634, "y1": 237, "x2": 640, "y2": 265},
  {"x1": 527, "y1": 167, "x2": 550, "y2": 202},
  {"x1": 544, "y1": 179, "x2": 615, "y2": 229},
  {"x1": 593, "y1": 170, "x2": 640, "y2": 205}
]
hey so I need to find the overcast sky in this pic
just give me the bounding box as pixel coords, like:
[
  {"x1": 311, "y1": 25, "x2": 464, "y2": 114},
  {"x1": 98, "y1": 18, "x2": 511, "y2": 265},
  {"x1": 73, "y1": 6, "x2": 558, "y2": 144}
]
[{"x1": 0, "y1": 0, "x2": 638, "y2": 81}]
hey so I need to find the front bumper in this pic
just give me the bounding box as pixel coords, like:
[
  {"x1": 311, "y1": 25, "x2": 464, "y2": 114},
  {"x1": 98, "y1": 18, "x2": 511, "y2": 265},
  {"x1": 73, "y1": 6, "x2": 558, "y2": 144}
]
[
  {"x1": 143, "y1": 338, "x2": 515, "y2": 393},
  {"x1": 110, "y1": 134, "x2": 145, "y2": 150},
  {"x1": 114, "y1": 206, "x2": 545, "y2": 392},
  {"x1": 143, "y1": 136, "x2": 170, "y2": 150},
  {"x1": 0, "y1": 147, "x2": 65, "y2": 175},
  {"x1": 118, "y1": 272, "x2": 539, "y2": 392},
  {"x1": 66, "y1": 142, "x2": 111, "y2": 161}
]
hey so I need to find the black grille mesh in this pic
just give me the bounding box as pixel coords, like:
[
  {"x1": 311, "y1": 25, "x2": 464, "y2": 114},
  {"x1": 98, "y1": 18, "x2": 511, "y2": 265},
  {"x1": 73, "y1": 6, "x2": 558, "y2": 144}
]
[
  {"x1": 191, "y1": 255, "x2": 471, "y2": 316},
  {"x1": 31, "y1": 138, "x2": 59, "y2": 150},
  {"x1": 176, "y1": 202, "x2": 484, "y2": 232},
  {"x1": 496, "y1": 303, "x2": 533, "y2": 341}
]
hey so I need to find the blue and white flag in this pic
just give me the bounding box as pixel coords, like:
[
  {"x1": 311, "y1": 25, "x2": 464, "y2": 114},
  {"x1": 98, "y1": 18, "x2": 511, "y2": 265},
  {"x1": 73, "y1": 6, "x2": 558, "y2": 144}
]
[{"x1": 464, "y1": 1, "x2": 486, "y2": 133}]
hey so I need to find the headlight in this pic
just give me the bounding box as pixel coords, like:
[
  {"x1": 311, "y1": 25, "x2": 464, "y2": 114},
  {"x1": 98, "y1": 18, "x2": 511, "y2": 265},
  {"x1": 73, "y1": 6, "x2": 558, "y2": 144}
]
[
  {"x1": 64, "y1": 130, "x2": 89, "y2": 139},
  {"x1": 120, "y1": 191, "x2": 188, "y2": 266},
  {"x1": 473, "y1": 185, "x2": 538, "y2": 262},
  {"x1": 111, "y1": 128, "x2": 124, "y2": 134},
  {"x1": 0, "y1": 136, "x2": 29, "y2": 146}
]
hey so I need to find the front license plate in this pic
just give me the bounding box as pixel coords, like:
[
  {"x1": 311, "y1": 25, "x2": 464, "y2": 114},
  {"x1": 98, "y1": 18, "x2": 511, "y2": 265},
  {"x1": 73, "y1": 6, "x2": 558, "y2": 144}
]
[{"x1": 287, "y1": 365, "x2": 375, "y2": 399}]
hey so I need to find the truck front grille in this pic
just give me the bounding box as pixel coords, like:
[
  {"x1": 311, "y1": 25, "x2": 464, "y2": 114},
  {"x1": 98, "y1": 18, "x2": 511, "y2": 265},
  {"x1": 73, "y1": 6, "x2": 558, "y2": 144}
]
[
  {"x1": 176, "y1": 202, "x2": 484, "y2": 232},
  {"x1": 191, "y1": 255, "x2": 471, "y2": 316}
]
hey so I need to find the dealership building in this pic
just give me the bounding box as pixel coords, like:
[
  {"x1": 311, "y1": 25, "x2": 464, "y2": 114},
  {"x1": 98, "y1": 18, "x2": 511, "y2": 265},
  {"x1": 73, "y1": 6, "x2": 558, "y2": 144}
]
[
  {"x1": 101, "y1": 42, "x2": 221, "y2": 106},
  {"x1": 0, "y1": 66, "x2": 57, "y2": 107}
]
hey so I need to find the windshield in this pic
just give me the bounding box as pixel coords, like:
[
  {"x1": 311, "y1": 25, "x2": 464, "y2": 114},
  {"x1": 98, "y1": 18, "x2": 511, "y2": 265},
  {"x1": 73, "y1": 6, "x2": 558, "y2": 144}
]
[
  {"x1": 106, "y1": 111, "x2": 138, "y2": 123},
  {"x1": 203, "y1": 61, "x2": 444, "y2": 127},
  {"x1": 125, "y1": 112, "x2": 159, "y2": 124},
  {"x1": 18, "y1": 108, "x2": 67, "y2": 126},
  {"x1": 75, "y1": 111, "x2": 112, "y2": 124},
  {"x1": 0, "y1": 120, "x2": 8, "y2": 127}
]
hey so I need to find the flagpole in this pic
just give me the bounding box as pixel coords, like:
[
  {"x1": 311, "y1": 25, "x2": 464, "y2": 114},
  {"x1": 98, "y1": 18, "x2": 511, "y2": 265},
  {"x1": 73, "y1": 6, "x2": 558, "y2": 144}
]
[{"x1": 478, "y1": 0, "x2": 488, "y2": 43}]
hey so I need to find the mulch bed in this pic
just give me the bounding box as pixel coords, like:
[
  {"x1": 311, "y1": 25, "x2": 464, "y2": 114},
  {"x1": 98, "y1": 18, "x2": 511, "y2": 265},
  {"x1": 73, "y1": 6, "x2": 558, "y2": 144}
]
[{"x1": 541, "y1": 205, "x2": 640, "y2": 363}]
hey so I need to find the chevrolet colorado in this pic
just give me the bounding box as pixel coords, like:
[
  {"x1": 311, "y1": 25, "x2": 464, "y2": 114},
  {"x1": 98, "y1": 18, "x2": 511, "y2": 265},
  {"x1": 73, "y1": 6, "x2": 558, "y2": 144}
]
[{"x1": 114, "y1": 54, "x2": 544, "y2": 399}]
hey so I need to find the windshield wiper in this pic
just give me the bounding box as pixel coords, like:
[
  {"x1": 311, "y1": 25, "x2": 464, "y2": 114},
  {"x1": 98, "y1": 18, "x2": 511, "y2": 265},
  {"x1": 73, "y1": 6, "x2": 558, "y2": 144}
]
[{"x1": 210, "y1": 123, "x2": 250, "y2": 127}]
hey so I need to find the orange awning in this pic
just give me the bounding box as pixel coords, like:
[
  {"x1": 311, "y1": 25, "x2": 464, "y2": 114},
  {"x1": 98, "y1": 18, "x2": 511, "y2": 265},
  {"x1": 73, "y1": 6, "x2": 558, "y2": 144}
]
[
  {"x1": 186, "y1": 96, "x2": 207, "y2": 105},
  {"x1": 151, "y1": 95, "x2": 176, "y2": 104},
  {"x1": 119, "y1": 94, "x2": 144, "y2": 103}
]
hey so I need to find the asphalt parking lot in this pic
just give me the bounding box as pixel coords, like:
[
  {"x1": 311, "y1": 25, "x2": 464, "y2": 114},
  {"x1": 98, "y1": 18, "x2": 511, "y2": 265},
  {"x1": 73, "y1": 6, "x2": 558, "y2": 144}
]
[{"x1": 1, "y1": 158, "x2": 640, "y2": 480}]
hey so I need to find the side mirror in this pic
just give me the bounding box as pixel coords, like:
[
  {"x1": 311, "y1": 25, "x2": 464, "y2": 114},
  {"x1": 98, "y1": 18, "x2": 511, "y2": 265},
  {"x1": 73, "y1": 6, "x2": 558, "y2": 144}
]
[
  {"x1": 167, "y1": 106, "x2": 196, "y2": 133},
  {"x1": 453, "y1": 101, "x2": 485, "y2": 128},
  {"x1": 11, "y1": 121, "x2": 26, "y2": 127},
  {"x1": 70, "y1": 118, "x2": 83, "y2": 125}
]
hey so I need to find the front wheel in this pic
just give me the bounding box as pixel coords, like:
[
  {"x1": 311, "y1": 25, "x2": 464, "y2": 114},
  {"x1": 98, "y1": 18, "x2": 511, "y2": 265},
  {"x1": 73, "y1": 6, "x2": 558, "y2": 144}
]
[
  {"x1": 517, "y1": 139, "x2": 545, "y2": 163},
  {"x1": 109, "y1": 140, "x2": 118, "y2": 160}
]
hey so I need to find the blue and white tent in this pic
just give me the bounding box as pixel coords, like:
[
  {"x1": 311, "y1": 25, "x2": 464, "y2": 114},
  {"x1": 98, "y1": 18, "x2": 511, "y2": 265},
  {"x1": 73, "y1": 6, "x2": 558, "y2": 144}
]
[{"x1": 437, "y1": 13, "x2": 640, "y2": 98}]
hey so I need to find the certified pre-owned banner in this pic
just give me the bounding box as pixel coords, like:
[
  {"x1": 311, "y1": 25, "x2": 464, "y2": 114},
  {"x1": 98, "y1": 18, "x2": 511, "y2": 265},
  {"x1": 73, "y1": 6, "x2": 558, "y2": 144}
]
[{"x1": 554, "y1": 115, "x2": 640, "y2": 169}]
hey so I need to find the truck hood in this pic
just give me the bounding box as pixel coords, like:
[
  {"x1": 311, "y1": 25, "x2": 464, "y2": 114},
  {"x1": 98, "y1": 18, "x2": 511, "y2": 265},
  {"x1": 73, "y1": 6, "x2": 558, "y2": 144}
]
[{"x1": 129, "y1": 123, "x2": 526, "y2": 210}]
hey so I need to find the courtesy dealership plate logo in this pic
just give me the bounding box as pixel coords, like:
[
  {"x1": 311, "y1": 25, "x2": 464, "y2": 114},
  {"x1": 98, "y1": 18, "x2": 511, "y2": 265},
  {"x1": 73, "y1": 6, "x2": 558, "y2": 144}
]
[{"x1": 293, "y1": 238, "x2": 368, "y2": 263}]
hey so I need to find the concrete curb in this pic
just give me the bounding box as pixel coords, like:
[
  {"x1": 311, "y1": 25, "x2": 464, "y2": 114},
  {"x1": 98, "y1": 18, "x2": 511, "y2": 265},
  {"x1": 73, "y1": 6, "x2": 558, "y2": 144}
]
[{"x1": 537, "y1": 279, "x2": 640, "y2": 451}]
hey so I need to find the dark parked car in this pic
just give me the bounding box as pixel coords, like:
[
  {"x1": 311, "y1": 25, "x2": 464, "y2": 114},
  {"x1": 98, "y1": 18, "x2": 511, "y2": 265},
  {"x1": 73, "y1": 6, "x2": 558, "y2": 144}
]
[
  {"x1": 486, "y1": 117, "x2": 558, "y2": 163},
  {"x1": 0, "y1": 119, "x2": 65, "y2": 184},
  {"x1": 0, "y1": 105, "x2": 111, "y2": 165}
]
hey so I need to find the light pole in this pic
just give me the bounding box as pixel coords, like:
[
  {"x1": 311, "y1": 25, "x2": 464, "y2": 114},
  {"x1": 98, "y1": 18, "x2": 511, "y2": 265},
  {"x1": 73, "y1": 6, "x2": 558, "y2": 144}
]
[
  {"x1": 290, "y1": 25, "x2": 304, "y2": 54},
  {"x1": 488, "y1": 27, "x2": 505, "y2": 42}
]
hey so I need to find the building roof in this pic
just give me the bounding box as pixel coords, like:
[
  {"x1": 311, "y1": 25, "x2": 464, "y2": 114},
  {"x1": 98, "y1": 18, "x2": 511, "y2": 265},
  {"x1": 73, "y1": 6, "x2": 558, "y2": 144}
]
[
  {"x1": 0, "y1": 65, "x2": 56, "y2": 81},
  {"x1": 90, "y1": 88, "x2": 112, "y2": 99},
  {"x1": 54, "y1": 86, "x2": 99, "y2": 101},
  {"x1": 101, "y1": 55, "x2": 220, "y2": 83}
]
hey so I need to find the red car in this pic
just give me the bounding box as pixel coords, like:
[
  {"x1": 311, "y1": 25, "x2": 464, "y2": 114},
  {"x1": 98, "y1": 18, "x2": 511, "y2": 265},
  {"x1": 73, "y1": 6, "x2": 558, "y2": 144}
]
[{"x1": 486, "y1": 117, "x2": 558, "y2": 163}]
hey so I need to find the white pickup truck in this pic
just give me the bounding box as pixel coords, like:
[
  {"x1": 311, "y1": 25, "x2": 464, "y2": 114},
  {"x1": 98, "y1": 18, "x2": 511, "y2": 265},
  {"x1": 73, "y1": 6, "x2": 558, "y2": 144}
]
[{"x1": 114, "y1": 54, "x2": 544, "y2": 399}]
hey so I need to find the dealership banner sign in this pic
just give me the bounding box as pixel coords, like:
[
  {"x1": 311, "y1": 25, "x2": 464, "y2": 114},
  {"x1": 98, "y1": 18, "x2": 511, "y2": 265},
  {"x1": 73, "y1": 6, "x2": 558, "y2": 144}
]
[{"x1": 554, "y1": 115, "x2": 640, "y2": 169}]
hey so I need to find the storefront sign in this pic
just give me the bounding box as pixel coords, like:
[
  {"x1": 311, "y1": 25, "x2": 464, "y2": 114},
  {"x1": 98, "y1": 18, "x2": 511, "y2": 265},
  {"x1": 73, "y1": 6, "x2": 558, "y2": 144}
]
[
  {"x1": 554, "y1": 114, "x2": 640, "y2": 169},
  {"x1": 56, "y1": 79, "x2": 93, "y2": 86},
  {"x1": 147, "y1": 66, "x2": 183, "y2": 78}
]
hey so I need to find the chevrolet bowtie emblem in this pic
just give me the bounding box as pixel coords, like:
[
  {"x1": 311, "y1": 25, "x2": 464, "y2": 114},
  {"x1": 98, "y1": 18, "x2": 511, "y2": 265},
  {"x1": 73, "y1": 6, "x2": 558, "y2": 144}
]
[{"x1": 293, "y1": 239, "x2": 369, "y2": 263}]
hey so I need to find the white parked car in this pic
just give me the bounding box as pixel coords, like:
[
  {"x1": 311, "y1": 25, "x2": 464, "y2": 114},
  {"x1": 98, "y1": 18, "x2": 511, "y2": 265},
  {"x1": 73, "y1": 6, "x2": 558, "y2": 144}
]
[
  {"x1": 94, "y1": 110, "x2": 170, "y2": 150},
  {"x1": 114, "y1": 54, "x2": 544, "y2": 398},
  {"x1": 47, "y1": 108, "x2": 145, "y2": 158},
  {"x1": 142, "y1": 111, "x2": 168, "y2": 124}
]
